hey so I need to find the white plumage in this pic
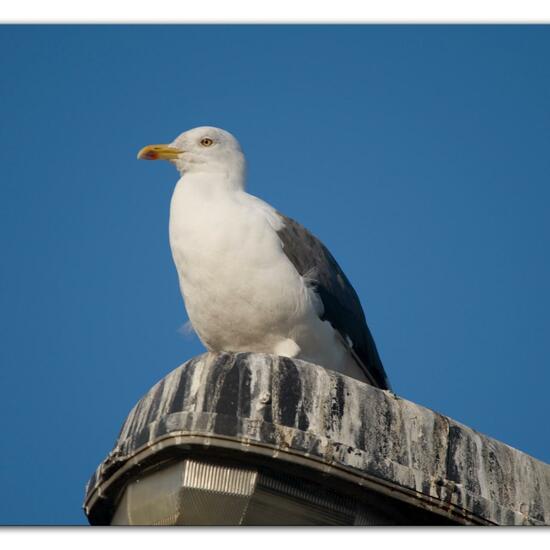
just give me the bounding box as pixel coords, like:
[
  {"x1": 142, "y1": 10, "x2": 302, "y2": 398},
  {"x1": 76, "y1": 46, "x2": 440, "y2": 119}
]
[{"x1": 138, "y1": 126, "x2": 390, "y2": 388}]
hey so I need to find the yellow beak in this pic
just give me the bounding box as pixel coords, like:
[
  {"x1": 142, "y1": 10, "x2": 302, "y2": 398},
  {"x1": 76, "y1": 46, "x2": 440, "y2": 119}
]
[{"x1": 137, "y1": 144, "x2": 183, "y2": 161}]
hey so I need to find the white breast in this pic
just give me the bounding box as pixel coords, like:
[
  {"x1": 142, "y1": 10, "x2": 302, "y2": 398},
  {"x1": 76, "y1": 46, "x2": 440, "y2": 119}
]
[{"x1": 168, "y1": 177, "x2": 310, "y2": 353}]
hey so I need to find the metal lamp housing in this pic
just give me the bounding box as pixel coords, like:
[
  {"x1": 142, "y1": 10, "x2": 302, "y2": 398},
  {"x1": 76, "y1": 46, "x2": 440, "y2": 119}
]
[{"x1": 84, "y1": 353, "x2": 550, "y2": 526}]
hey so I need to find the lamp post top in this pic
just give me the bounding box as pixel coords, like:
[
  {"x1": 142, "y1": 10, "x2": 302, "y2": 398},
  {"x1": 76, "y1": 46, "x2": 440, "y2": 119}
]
[{"x1": 84, "y1": 352, "x2": 550, "y2": 525}]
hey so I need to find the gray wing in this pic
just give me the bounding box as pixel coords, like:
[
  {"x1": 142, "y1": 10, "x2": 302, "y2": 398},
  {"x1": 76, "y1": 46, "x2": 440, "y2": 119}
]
[{"x1": 276, "y1": 213, "x2": 391, "y2": 390}]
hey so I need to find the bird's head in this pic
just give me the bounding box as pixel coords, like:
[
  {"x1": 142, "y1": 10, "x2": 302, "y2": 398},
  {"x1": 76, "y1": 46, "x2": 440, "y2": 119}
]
[{"x1": 137, "y1": 126, "x2": 246, "y2": 183}]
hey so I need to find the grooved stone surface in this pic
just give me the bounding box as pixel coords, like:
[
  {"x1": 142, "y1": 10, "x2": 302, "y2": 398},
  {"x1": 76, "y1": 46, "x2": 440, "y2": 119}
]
[{"x1": 84, "y1": 352, "x2": 550, "y2": 525}]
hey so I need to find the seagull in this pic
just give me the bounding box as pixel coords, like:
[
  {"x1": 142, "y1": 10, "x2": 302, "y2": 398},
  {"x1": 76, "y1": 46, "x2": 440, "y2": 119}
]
[{"x1": 138, "y1": 127, "x2": 391, "y2": 389}]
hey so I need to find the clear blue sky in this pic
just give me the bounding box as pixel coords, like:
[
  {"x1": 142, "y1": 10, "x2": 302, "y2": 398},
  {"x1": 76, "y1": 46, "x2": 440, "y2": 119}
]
[{"x1": 1, "y1": 25, "x2": 549, "y2": 525}]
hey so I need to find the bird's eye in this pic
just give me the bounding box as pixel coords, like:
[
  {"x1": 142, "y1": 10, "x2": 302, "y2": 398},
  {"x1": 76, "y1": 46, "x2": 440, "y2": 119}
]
[{"x1": 200, "y1": 137, "x2": 214, "y2": 147}]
